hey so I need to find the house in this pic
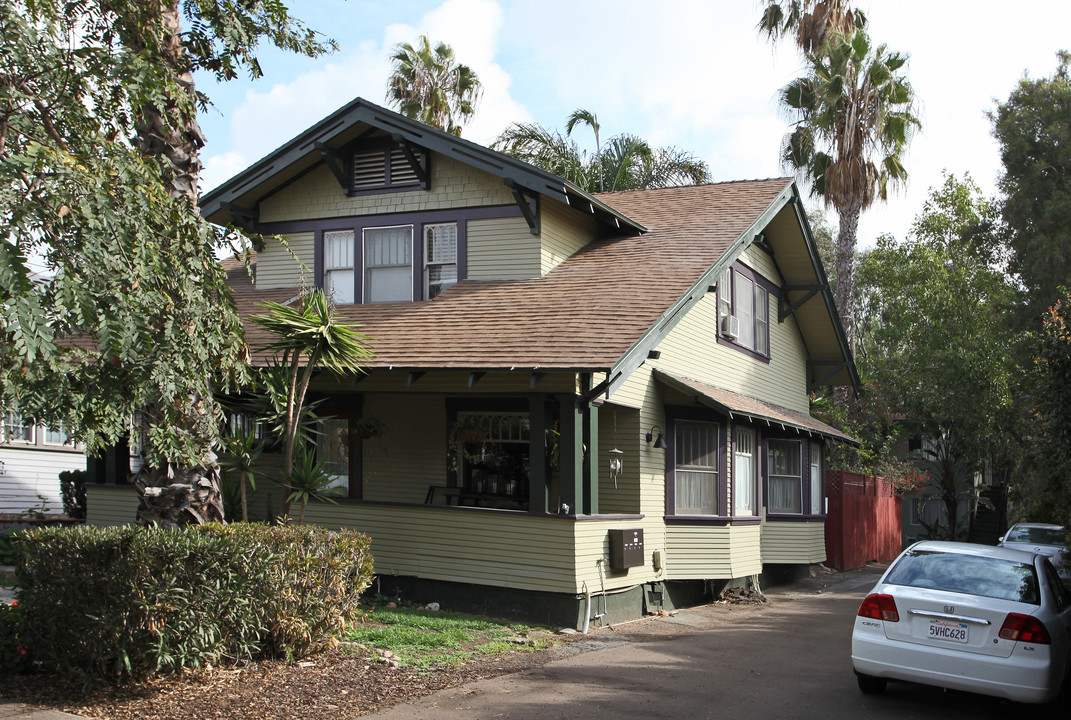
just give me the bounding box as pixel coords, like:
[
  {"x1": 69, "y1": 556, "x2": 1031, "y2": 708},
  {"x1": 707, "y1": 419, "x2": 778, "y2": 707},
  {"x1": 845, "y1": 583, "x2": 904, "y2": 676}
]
[
  {"x1": 84, "y1": 98, "x2": 858, "y2": 627},
  {"x1": 1, "y1": 414, "x2": 82, "y2": 516}
]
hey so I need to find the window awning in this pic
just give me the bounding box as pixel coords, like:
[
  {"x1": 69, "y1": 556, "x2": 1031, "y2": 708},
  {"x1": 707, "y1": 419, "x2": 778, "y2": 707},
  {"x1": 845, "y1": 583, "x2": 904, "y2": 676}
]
[{"x1": 653, "y1": 370, "x2": 858, "y2": 445}]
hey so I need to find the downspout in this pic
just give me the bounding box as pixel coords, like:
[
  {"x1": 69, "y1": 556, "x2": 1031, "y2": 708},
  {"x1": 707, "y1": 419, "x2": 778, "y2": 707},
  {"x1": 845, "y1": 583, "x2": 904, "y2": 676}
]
[{"x1": 582, "y1": 581, "x2": 591, "y2": 634}]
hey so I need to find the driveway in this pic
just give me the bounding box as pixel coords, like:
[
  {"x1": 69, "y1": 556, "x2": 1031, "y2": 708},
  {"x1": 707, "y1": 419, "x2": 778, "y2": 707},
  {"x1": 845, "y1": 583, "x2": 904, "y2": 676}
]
[{"x1": 362, "y1": 565, "x2": 1037, "y2": 719}]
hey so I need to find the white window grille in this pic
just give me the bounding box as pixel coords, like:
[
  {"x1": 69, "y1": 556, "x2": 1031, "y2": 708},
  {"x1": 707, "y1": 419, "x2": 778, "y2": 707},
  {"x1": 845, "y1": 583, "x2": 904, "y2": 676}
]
[
  {"x1": 809, "y1": 440, "x2": 823, "y2": 514},
  {"x1": 324, "y1": 230, "x2": 355, "y2": 304},
  {"x1": 424, "y1": 223, "x2": 458, "y2": 299},
  {"x1": 734, "y1": 426, "x2": 757, "y2": 516},
  {"x1": 2, "y1": 413, "x2": 34, "y2": 444}
]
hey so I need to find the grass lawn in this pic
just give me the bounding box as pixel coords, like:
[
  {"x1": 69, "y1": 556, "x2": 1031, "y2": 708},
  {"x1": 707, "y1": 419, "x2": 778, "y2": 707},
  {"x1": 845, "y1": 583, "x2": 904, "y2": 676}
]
[{"x1": 346, "y1": 606, "x2": 555, "y2": 672}]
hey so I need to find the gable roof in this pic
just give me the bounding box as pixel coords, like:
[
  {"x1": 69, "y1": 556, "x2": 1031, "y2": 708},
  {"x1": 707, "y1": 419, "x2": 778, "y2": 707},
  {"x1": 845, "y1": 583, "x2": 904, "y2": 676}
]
[
  {"x1": 200, "y1": 97, "x2": 644, "y2": 236},
  {"x1": 236, "y1": 179, "x2": 856, "y2": 394}
]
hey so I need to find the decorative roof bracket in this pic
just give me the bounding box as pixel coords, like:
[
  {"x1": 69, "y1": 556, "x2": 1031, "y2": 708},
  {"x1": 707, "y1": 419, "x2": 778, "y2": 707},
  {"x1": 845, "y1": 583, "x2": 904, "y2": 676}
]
[
  {"x1": 503, "y1": 178, "x2": 540, "y2": 235},
  {"x1": 779, "y1": 283, "x2": 825, "y2": 322},
  {"x1": 808, "y1": 361, "x2": 848, "y2": 394},
  {"x1": 220, "y1": 202, "x2": 258, "y2": 234},
  {"x1": 468, "y1": 372, "x2": 485, "y2": 387},
  {"x1": 407, "y1": 371, "x2": 425, "y2": 386},
  {"x1": 390, "y1": 133, "x2": 430, "y2": 189},
  {"x1": 315, "y1": 142, "x2": 348, "y2": 190}
]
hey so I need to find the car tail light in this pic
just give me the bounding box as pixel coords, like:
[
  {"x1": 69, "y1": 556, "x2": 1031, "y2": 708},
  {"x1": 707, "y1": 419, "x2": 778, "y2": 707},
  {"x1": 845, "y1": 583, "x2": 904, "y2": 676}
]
[
  {"x1": 999, "y1": 613, "x2": 1051, "y2": 644},
  {"x1": 858, "y1": 593, "x2": 900, "y2": 622}
]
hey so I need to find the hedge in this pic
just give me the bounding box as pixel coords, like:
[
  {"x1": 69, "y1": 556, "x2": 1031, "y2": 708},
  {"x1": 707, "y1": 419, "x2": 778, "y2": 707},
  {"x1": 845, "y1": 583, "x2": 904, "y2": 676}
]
[{"x1": 11, "y1": 522, "x2": 373, "y2": 678}]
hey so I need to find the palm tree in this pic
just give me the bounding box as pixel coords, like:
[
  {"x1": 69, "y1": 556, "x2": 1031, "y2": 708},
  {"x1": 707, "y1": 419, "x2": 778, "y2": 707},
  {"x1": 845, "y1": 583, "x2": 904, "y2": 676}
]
[
  {"x1": 251, "y1": 289, "x2": 375, "y2": 517},
  {"x1": 778, "y1": 28, "x2": 919, "y2": 353},
  {"x1": 386, "y1": 35, "x2": 482, "y2": 136},
  {"x1": 757, "y1": 0, "x2": 865, "y2": 52},
  {"x1": 493, "y1": 110, "x2": 710, "y2": 193}
]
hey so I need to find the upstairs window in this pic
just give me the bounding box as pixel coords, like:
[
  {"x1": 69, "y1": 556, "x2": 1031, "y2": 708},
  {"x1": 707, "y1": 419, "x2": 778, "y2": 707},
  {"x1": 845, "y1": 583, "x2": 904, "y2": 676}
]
[
  {"x1": 424, "y1": 223, "x2": 458, "y2": 299},
  {"x1": 324, "y1": 230, "x2": 355, "y2": 304},
  {"x1": 718, "y1": 266, "x2": 771, "y2": 357},
  {"x1": 363, "y1": 226, "x2": 413, "y2": 303},
  {"x1": 351, "y1": 145, "x2": 426, "y2": 193}
]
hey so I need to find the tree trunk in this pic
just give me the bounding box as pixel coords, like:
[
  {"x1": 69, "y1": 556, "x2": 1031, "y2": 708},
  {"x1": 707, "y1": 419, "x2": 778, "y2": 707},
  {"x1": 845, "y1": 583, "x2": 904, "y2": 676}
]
[
  {"x1": 128, "y1": 2, "x2": 221, "y2": 525},
  {"x1": 833, "y1": 202, "x2": 862, "y2": 420}
]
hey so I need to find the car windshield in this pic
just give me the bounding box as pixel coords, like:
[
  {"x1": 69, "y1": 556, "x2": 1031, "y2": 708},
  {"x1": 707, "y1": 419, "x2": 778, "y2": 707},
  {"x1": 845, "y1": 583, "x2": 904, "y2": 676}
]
[
  {"x1": 885, "y1": 550, "x2": 1040, "y2": 605},
  {"x1": 1005, "y1": 527, "x2": 1066, "y2": 545}
]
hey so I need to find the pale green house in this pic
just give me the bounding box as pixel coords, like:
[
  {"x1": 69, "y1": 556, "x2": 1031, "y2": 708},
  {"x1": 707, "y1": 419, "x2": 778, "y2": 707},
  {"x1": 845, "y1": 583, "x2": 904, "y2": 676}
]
[{"x1": 86, "y1": 98, "x2": 857, "y2": 627}]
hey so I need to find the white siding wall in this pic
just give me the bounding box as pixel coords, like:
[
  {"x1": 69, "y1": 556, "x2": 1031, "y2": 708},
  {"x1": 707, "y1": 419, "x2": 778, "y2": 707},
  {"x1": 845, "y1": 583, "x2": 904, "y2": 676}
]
[{"x1": 0, "y1": 446, "x2": 83, "y2": 514}]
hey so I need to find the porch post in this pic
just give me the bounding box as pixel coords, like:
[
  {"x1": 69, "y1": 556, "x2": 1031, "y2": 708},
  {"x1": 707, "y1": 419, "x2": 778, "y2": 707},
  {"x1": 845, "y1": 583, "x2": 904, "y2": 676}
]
[
  {"x1": 583, "y1": 400, "x2": 599, "y2": 516},
  {"x1": 527, "y1": 395, "x2": 549, "y2": 514},
  {"x1": 557, "y1": 394, "x2": 584, "y2": 515}
]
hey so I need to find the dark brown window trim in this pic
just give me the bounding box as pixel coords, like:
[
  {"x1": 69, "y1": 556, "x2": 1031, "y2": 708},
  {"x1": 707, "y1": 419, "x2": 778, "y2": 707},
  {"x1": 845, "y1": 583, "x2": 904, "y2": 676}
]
[
  {"x1": 664, "y1": 405, "x2": 728, "y2": 518},
  {"x1": 716, "y1": 262, "x2": 778, "y2": 363},
  {"x1": 665, "y1": 515, "x2": 762, "y2": 527}
]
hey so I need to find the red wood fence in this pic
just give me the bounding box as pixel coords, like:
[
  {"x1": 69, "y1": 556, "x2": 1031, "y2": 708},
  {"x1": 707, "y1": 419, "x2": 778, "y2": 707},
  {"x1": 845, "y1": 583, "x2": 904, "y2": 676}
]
[{"x1": 824, "y1": 471, "x2": 902, "y2": 572}]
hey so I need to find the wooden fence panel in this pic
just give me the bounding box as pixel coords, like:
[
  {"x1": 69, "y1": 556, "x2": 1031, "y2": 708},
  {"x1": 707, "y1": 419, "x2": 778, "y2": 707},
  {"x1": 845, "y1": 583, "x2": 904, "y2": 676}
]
[{"x1": 824, "y1": 471, "x2": 902, "y2": 572}]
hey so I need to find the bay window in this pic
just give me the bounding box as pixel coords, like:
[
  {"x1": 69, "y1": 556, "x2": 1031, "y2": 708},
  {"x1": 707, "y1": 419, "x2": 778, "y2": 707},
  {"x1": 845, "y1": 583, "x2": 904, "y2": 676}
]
[{"x1": 768, "y1": 438, "x2": 802, "y2": 514}]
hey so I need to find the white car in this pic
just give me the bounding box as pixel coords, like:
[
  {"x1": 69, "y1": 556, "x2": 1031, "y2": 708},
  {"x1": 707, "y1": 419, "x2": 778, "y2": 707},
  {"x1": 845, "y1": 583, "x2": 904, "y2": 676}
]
[
  {"x1": 1000, "y1": 523, "x2": 1069, "y2": 581},
  {"x1": 852, "y1": 541, "x2": 1071, "y2": 704}
]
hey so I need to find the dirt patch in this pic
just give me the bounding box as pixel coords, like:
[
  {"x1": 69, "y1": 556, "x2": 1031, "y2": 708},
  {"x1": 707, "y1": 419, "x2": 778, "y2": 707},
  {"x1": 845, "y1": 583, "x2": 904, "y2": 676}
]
[{"x1": 2, "y1": 641, "x2": 585, "y2": 720}]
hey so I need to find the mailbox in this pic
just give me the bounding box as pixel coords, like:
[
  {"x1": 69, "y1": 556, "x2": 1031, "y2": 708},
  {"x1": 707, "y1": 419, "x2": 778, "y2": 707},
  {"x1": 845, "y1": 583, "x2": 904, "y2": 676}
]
[{"x1": 608, "y1": 528, "x2": 644, "y2": 570}]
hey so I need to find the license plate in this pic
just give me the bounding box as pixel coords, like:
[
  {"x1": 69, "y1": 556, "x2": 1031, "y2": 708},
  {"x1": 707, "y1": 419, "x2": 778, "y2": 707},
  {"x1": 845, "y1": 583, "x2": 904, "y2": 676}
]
[{"x1": 927, "y1": 619, "x2": 969, "y2": 643}]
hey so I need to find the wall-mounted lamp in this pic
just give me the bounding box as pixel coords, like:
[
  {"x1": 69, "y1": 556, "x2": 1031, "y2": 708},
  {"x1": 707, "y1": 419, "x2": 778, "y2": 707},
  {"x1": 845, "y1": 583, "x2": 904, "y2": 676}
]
[{"x1": 646, "y1": 426, "x2": 668, "y2": 449}]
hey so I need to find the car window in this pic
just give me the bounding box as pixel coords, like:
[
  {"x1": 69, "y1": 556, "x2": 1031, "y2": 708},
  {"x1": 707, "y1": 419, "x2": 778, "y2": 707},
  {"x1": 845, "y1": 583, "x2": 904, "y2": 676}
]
[
  {"x1": 1006, "y1": 527, "x2": 1066, "y2": 545},
  {"x1": 1042, "y1": 560, "x2": 1070, "y2": 612},
  {"x1": 886, "y1": 550, "x2": 1041, "y2": 605}
]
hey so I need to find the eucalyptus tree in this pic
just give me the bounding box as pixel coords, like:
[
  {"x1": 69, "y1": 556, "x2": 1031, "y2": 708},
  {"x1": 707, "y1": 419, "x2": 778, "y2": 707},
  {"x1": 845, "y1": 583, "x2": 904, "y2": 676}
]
[
  {"x1": 0, "y1": 0, "x2": 334, "y2": 526},
  {"x1": 493, "y1": 111, "x2": 710, "y2": 193},
  {"x1": 386, "y1": 35, "x2": 482, "y2": 136},
  {"x1": 779, "y1": 28, "x2": 919, "y2": 354}
]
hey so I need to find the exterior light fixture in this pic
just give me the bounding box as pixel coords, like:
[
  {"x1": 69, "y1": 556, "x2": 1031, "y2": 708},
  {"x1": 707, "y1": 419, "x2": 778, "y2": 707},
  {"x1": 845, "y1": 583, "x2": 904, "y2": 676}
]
[{"x1": 646, "y1": 426, "x2": 668, "y2": 449}]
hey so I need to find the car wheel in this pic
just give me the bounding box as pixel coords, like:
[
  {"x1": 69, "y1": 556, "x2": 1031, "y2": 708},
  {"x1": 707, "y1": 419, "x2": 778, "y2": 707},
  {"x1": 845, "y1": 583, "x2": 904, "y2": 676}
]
[{"x1": 856, "y1": 672, "x2": 887, "y2": 695}]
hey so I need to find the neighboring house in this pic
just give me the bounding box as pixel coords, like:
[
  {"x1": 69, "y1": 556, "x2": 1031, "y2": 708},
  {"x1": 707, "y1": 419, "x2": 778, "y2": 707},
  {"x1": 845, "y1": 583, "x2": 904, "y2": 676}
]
[
  {"x1": 85, "y1": 98, "x2": 858, "y2": 626},
  {"x1": 0, "y1": 413, "x2": 82, "y2": 515}
]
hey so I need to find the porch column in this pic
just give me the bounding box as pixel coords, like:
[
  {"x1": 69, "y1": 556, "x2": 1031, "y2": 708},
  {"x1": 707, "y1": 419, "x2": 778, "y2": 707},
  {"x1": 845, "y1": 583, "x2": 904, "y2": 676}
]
[
  {"x1": 527, "y1": 395, "x2": 550, "y2": 514},
  {"x1": 583, "y1": 399, "x2": 599, "y2": 516},
  {"x1": 557, "y1": 394, "x2": 584, "y2": 515}
]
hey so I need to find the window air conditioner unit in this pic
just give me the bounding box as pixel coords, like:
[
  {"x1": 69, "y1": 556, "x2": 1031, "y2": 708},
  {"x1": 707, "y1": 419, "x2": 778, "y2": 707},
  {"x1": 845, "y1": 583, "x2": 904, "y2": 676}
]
[{"x1": 721, "y1": 315, "x2": 740, "y2": 339}]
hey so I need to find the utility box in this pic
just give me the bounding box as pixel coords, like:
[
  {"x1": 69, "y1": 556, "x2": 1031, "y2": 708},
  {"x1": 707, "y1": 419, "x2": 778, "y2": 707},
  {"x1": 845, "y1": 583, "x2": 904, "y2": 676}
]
[{"x1": 608, "y1": 528, "x2": 644, "y2": 570}]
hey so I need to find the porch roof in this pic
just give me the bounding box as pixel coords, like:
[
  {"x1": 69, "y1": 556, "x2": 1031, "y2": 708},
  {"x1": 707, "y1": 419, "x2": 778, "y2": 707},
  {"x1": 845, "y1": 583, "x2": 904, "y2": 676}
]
[
  {"x1": 234, "y1": 179, "x2": 798, "y2": 373},
  {"x1": 653, "y1": 370, "x2": 857, "y2": 445}
]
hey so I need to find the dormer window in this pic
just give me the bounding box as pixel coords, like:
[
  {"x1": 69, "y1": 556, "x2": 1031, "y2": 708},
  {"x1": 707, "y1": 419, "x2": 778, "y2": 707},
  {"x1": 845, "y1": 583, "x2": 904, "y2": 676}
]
[
  {"x1": 349, "y1": 141, "x2": 427, "y2": 195},
  {"x1": 718, "y1": 264, "x2": 771, "y2": 359},
  {"x1": 424, "y1": 224, "x2": 458, "y2": 299}
]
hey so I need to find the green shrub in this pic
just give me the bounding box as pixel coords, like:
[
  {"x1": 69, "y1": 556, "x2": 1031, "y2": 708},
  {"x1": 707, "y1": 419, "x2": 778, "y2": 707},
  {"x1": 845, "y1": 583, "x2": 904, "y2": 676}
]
[
  {"x1": 0, "y1": 534, "x2": 19, "y2": 565},
  {"x1": 59, "y1": 469, "x2": 87, "y2": 519},
  {"x1": 14, "y1": 522, "x2": 373, "y2": 678},
  {"x1": 0, "y1": 601, "x2": 30, "y2": 676}
]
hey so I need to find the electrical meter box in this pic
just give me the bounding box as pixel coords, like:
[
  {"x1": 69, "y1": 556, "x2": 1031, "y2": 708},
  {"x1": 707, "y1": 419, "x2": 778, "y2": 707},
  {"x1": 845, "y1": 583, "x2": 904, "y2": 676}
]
[{"x1": 608, "y1": 528, "x2": 644, "y2": 570}]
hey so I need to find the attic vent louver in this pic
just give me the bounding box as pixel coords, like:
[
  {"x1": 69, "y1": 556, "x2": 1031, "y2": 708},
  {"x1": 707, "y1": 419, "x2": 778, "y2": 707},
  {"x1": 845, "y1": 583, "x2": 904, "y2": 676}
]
[
  {"x1": 350, "y1": 145, "x2": 426, "y2": 191},
  {"x1": 352, "y1": 150, "x2": 386, "y2": 188}
]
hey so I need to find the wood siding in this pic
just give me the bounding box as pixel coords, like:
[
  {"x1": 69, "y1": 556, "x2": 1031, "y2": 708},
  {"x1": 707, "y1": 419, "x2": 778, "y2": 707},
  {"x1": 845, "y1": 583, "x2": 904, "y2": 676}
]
[
  {"x1": 258, "y1": 155, "x2": 514, "y2": 224},
  {"x1": 255, "y1": 231, "x2": 314, "y2": 290},
  {"x1": 467, "y1": 217, "x2": 541, "y2": 279},
  {"x1": 85, "y1": 485, "x2": 139, "y2": 526},
  {"x1": 0, "y1": 446, "x2": 83, "y2": 513},
  {"x1": 361, "y1": 394, "x2": 446, "y2": 504},
  {"x1": 540, "y1": 198, "x2": 595, "y2": 274},
  {"x1": 664, "y1": 523, "x2": 763, "y2": 579},
  {"x1": 760, "y1": 520, "x2": 827, "y2": 564}
]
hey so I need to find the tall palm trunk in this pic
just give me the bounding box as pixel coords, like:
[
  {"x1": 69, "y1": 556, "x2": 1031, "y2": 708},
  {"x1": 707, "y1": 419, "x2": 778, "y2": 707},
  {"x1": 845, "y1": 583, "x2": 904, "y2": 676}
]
[
  {"x1": 833, "y1": 201, "x2": 862, "y2": 421},
  {"x1": 127, "y1": 1, "x2": 224, "y2": 527}
]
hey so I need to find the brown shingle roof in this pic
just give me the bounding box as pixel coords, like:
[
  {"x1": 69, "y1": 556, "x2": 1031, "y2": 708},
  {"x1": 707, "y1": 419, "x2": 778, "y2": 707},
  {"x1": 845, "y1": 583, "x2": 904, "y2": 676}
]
[
  {"x1": 655, "y1": 370, "x2": 857, "y2": 444},
  {"x1": 237, "y1": 179, "x2": 794, "y2": 370}
]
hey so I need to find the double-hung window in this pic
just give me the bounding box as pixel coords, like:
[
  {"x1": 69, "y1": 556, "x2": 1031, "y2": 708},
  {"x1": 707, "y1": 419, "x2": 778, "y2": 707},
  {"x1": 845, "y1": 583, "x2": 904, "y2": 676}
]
[
  {"x1": 809, "y1": 440, "x2": 823, "y2": 515},
  {"x1": 424, "y1": 223, "x2": 458, "y2": 298},
  {"x1": 768, "y1": 439, "x2": 802, "y2": 514},
  {"x1": 44, "y1": 423, "x2": 74, "y2": 447},
  {"x1": 674, "y1": 420, "x2": 719, "y2": 515},
  {"x1": 324, "y1": 230, "x2": 355, "y2": 304},
  {"x1": 718, "y1": 266, "x2": 770, "y2": 356},
  {"x1": 363, "y1": 225, "x2": 414, "y2": 303},
  {"x1": 2, "y1": 413, "x2": 33, "y2": 443},
  {"x1": 733, "y1": 426, "x2": 757, "y2": 516}
]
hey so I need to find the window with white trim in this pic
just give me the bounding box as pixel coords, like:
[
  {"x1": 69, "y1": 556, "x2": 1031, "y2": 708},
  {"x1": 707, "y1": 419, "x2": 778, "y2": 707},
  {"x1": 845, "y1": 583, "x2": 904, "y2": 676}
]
[
  {"x1": 809, "y1": 440, "x2": 823, "y2": 515},
  {"x1": 2, "y1": 413, "x2": 33, "y2": 443},
  {"x1": 44, "y1": 423, "x2": 74, "y2": 447},
  {"x1": 363, "y1": 225, "x2": 414, "y2": 303},
  {"x1": 324, "y1": 230, "x2": 355, "y2": 304},
  {"x1": 424, "y1": 223, "x2": 458, "y2": 299},
  {"x1": 718, "y1": 266, "x2": 771, "y2": 356},
  {"x1": 734, "y1": 426, "x2": 757, "y2": 516},
  {"x1": 674, "y1": 420, "x2": 719, "y2": 515},
  {"x1": 768, "y1": 438, "x2": 802, "y2": 514}
]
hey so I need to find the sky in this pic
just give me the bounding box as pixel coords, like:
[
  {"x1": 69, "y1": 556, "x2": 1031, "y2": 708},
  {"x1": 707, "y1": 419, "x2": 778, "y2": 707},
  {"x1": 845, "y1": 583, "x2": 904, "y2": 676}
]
[{"x1": 194, "y1": 0, "x2": 1071, "y2": 248}]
